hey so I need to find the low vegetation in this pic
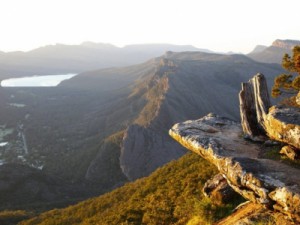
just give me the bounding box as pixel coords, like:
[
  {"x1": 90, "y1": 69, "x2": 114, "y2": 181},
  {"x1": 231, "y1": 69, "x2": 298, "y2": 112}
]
[{"x1": 19, "y1": 153, "x2": 244, "y2": 225}]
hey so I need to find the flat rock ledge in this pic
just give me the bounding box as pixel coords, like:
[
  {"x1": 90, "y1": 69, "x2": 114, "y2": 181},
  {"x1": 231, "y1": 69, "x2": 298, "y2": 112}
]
[{"x1": 169, "y1": 113, "x2": 300, "y2": 222}]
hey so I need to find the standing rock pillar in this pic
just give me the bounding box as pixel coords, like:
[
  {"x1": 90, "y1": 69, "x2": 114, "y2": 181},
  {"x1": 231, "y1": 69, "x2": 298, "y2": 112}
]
[{"x1": 239, "y1": 73, "x2": 271, "y2": 139}]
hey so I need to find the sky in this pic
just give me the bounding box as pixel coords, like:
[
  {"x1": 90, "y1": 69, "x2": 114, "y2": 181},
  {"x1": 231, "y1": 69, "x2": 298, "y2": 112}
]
[{"x1": 0, "y1": 0, "x2": 299, "y2": 53}]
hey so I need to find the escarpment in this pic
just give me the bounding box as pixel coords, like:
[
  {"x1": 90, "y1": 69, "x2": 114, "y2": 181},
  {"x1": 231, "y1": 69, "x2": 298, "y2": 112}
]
[{"x1": 170, "y1": 73, "x2": 300, "y2": 223}]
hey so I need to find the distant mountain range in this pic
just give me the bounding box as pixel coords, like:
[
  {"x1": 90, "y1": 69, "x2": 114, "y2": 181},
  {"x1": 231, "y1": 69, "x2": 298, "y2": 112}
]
[
  {"x1": 248, "y1": 39, "x2": 300, "y2": 64},
  {"x1": 0, "y1": 43, "x2": 211, "y2": 80}
]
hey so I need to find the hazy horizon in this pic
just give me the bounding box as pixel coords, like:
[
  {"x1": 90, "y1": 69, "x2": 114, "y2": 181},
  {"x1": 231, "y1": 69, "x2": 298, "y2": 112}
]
[{"x1": 0, "y1": 0, "x2": 299, "y2": 54}]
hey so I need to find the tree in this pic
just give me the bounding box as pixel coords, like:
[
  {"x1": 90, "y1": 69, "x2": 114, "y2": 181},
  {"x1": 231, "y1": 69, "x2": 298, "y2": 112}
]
[{"x1": 272, "y1": 46, "x2": 300, "y2": 98}]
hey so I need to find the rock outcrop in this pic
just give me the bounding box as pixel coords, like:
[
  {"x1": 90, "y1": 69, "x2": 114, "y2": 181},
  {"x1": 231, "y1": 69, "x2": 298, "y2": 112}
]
[{"x1": 169, "y1": 113, "x2": 300, "y2": 222}]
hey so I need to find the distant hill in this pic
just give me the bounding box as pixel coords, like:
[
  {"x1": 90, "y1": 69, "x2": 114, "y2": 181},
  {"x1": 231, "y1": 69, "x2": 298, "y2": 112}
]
[
  {"x1": 0, "y1": 43, "x2": 209, "y2": 80},
  {"x1": 248, "y1": 39, "x2": 300, "y2": 64}
]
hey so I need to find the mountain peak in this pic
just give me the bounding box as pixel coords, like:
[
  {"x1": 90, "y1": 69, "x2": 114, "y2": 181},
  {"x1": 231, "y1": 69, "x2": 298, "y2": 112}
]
[{"x1": 271, "y1": 39, "x2": 300, "y2": 49}]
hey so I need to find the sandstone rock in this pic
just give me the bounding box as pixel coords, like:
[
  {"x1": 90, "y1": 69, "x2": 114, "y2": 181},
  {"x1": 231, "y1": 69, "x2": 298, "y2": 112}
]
[
  {"x1": 203, "y1": 173, "x2": 238, "y2": 205},
  {"x1": 169, "y1": 113, "x2": 300, "y2": 222},
  {"x1": 239, "y1": 73, "x2": 271, "y2": 138},
  {"x1": 264, "y1": 106, "x2": 300, "y2": 149},
  {"x1": 280, "y1": 145, "x2": 298, "y2": 160}
]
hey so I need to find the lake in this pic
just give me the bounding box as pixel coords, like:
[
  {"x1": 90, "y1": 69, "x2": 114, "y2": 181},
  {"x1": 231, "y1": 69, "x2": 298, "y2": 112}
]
[{"x1": 1, "y1": 74, "x2": 77, "y2": 87}]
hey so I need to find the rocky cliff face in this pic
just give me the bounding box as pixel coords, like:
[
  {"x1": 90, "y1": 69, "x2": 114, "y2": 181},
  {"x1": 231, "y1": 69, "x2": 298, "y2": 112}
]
[
  {"x1": 272, "y1": 39, "x2": 300, "y2": 49},
  {"x1": 120, "y1": 124, "x2": 185, "y2": 180}
]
